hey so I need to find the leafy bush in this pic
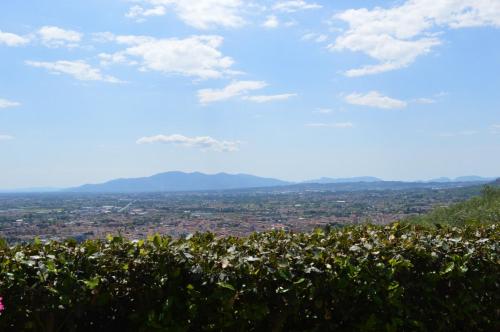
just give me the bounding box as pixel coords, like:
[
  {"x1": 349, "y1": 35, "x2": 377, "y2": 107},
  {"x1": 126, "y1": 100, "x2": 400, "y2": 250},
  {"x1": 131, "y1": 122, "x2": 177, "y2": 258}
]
[
  {"x1": 405, "y1": 185, "x2": 500, "y2": 226},
  {"x1": 0, "y1": 224, "x2": 498, "y2": 331}
]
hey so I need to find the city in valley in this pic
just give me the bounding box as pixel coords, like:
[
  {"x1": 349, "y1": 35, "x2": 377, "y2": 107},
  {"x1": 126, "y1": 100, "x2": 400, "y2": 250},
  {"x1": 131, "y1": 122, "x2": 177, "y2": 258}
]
[{"x1": 0, "y1": 183, "x2": 482, "y2": 243}]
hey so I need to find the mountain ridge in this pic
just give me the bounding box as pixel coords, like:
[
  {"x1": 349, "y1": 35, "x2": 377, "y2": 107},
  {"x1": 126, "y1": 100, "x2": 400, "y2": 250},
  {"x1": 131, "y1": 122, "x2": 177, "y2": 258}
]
[
  {"x1": 67, "y1": 171, "x2": 290, "y2": 193},
  {"x1": 2, "y1": 172, "x2": 497, "y2": 193}
]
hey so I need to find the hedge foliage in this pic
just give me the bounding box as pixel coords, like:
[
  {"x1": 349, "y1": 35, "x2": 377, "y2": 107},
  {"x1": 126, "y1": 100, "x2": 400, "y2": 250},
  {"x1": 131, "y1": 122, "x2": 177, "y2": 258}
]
[{"x1": 0, "y1": 223, "x2": 498, "y2": 331}]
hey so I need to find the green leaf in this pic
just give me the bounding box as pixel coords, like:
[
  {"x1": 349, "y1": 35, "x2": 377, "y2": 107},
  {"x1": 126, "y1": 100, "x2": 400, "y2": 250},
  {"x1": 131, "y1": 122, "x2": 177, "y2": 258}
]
[
  {"x1": 217, "y1": 282, "x2": 235, "y2": 291},
  {"x1": 294, "y1": 278, "x2": 306, "y2": 285},
  {"x1": 84, "y1": 277, "x2": 100, "y2": 290}
]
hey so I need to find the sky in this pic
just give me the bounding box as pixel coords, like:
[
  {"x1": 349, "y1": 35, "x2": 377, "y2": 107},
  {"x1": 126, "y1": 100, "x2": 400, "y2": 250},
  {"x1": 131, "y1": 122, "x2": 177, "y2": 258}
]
[{"x1": 0, "y1": 0, "x2": 499, "y2": 189}]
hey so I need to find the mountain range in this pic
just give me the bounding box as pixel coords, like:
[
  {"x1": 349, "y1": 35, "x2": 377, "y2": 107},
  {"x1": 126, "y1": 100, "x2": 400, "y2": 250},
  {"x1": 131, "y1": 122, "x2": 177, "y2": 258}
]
[{"x1": 1, "y1": 172, "x2": 496, "y2": 193}]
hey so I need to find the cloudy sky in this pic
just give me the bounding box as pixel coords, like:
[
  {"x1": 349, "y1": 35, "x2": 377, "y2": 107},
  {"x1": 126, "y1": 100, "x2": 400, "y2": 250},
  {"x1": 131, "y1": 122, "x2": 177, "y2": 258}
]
[{"x1": 1, "y1": 0, "x2": 499, "y2": 188}]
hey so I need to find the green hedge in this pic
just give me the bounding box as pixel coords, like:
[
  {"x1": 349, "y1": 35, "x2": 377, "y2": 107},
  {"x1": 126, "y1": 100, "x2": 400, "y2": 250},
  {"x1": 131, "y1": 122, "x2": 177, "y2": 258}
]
[{"x1": 0, "y1": 224, "x2": 498, "y2": 331}]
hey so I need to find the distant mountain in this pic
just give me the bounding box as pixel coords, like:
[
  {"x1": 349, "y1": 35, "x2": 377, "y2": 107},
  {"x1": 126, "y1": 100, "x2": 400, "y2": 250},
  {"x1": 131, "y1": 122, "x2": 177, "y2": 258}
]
[
  {"x1": 67, "y1": 171, "x2": 290, "y2": 193},
  {"x1": 428, "y1": 176, "x2": 494, "y2": 183},
  {"x1": 304, "y1": 176, "x2": 382, "y2": 184},
  {"x1": 454, "y1": 176, "x2": 495, "y2": 182},
  {"x1": 428, "y1": 177, "x2": 452, "y2": 183}
]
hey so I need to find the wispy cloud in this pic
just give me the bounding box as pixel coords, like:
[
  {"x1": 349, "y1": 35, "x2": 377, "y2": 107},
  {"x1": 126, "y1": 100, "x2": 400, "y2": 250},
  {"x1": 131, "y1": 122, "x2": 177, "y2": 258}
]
[
  {"x1": 126, "y1": 5, "x2": 166, "y2": 21},
  {"x1": 1, "y1": 26, "x2": 84, "y2": 48},
  {"x1": 409, "y1": 92, "x2": 448, "y2": 105},
  {"x1": 314, "y1": 108, "x2": 333, "y2": 114},
  {"x1": 198, "y1": 81, "x2": 296, "y2": 104},
  {"x1": 127, "y1": 0, "x2": 246, "y2": 29},
  {"x1": 137, "y1": 134, "x2": 240, "y2": 152},
  {"x1": 262, "y1": 15, "x2": 279, "y2": 28},
  {"x1": 0, "y1": 134, "x2": 14, "y2": 141},
  {"x1": 26, "y1": 60, "x2": 123, "y2": 83},
  {"x1": 345, "y1": 91, "x2": 407, "y2": 109},
  {"x1": 302, "y1": 33, "x2": 328, "y2": 43},
  {"x1": 242, "y1": 93, "x2": 297, "y2": 103},
  {"x1": 198, "y1": 80, "x2": 267, "y2": 104},
  {"x1": 0, "y1": 98, "x2": 21, "y2": 109},
  {"x1": 273, "y1": 1, "x2": 322, "y2": 13},
  {"x1": 306, "y1": 122, "x2": 354, "y2": 128},
  {"x1": 412, "y1": 97, "x2": 436, "y2": 104}
]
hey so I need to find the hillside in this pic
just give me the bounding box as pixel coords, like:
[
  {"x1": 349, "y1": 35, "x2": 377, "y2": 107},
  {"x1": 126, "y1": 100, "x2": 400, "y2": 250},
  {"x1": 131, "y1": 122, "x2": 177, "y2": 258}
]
[{"x1": 404, "y1": 184, "x2": 500, "y2": 225}]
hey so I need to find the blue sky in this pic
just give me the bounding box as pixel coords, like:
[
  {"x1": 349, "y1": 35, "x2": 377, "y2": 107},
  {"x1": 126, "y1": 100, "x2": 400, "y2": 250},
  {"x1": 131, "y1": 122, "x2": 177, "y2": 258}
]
[{"x1": 1, "y1": 0, "x2": 499, "y2": 188}]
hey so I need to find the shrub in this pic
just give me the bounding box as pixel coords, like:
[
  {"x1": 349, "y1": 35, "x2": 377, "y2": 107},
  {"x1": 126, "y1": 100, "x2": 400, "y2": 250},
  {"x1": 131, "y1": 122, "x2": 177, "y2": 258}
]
[{"x1": 0, "y1": 223, "x2": 498, "y2": 331}]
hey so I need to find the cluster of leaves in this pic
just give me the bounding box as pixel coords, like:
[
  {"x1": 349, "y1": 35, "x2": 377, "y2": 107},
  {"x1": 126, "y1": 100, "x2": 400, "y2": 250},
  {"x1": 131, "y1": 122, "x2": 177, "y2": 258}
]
[
  {"x1": 0, "y1": 223, "x2": 498, "y2": 331},
  {"x1": 404, "y1": 185, "x2": 500, "y2": 226}
]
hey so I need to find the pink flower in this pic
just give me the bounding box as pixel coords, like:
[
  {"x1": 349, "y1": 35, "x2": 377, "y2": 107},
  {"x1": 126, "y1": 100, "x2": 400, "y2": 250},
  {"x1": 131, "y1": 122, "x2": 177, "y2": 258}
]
[{"x1": 0, "y1": 296, "x2": 4, "y2": 312}]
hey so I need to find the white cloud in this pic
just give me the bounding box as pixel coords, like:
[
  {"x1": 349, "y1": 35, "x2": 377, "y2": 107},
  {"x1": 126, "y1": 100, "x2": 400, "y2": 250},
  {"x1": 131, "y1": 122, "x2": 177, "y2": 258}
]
[
  {"x1": 26, "y1": 60, "x2": 123, "y2": 83},
  {"x1": 263, "y1": 15, "x2": 279, "y2": 28},
  {"x1": 0, "y1": 30, "x2": 29, "y2": 47},
  {"x1": 306, "y1": 122, "x2": 354, "y2": 128},
  {"x1": 273, "y1": 1, "x2": 322, "y2": 13},
  {"x1": 409, "y1": 92, "x2": 447, "y2": 104},
  {"x1": 101, "y1": 34, "x2": 234, "y2": 79},
  {"x1": 92, "y1": 32, "x2": 117, "y2": 43},
  {"x1": 314, "y1": 108, "x2": 333, "y2": 114},
  {"x1": 37, "y1": 26, "x2": 82, "y2": 48},
  {"x1": 198, "y1": 80, "x2": 267, "y2": 104},
  {"x1": 0, "y1": 134, "x2": 14, "y2": 141},
  {"x1": 490, "y1": 124, "x2": 500, "y2": 134},
  {"x1": 302, "y1": 33, "x2": 328, "y2": 43},
  {"x1": 130, "y1": 0, "x2": 245, "y2": 29},
  {"x1": 126, "y1": 5, "x2": 166, "y2": 21},
  {"x1": 98, "y1": 33, "x2": 156, "y2": 46},
  {"x1": 0, "y1": 98, "x2": 21, "y2": 109},
  {"x1": 137, "y1": 134, "x2": 240, "y2": 152},
  {"x1": 332, "y1": 0, "x2": 500, "y2": 76},
  {"x1": 331, "y1": 34, "x2": 440, "y2": 77},
  {"x1": 242, "y1": 93, "x2": 297, "y2": 103},
  {"x1": 413, "y1": 97, "x2": 436, "y2": 104},
  {"x1": 197, "y1": 81, "x2": 296, "y2": 104},
  {"x1": 99, "y1": 52, "x2": 137, "y2": 66},
  {"x1": 345, "y1": 91, "x2": 407, "y2": 109}
]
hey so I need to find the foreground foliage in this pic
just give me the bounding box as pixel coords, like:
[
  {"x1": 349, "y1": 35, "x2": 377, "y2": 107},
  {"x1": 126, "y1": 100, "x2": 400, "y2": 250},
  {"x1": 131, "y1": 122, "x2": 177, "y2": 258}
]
[
  {"x1": 404, "y1": 185, "x2": 500, "y2": 226},
  {"x1": 0, "y1": 224, "x2": 498, "y2": 331}
]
